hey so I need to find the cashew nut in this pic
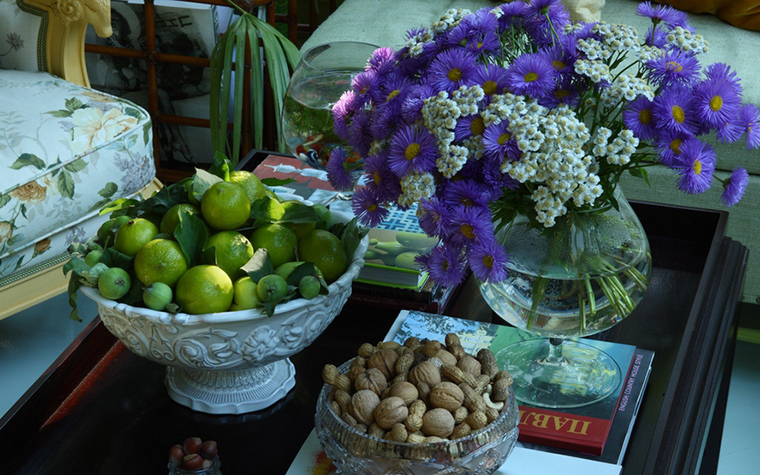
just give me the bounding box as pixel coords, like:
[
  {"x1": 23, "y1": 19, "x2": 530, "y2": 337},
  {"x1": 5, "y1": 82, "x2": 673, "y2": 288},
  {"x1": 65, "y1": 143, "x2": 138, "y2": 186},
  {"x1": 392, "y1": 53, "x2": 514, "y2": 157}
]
[{"x1": 483, "y1": 392, "x2": 504, "y2": 411}]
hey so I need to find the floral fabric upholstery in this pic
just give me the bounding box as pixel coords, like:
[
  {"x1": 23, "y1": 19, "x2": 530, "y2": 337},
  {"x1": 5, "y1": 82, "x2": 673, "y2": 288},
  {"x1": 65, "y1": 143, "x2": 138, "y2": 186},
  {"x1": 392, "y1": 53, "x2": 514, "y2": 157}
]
[
  {"x1": 0, "y1": 69, "x2": 154, "y2": 279},
  {"x1": 0, "y1": 0, "x2": 43, "y2": 72}
]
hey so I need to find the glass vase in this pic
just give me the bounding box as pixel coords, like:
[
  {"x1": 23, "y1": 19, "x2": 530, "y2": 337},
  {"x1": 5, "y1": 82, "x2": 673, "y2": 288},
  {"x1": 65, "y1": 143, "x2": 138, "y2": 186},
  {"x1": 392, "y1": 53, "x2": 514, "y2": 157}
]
[{"x1": 479, "y1": 189, "x2": 651, "y2": 408}]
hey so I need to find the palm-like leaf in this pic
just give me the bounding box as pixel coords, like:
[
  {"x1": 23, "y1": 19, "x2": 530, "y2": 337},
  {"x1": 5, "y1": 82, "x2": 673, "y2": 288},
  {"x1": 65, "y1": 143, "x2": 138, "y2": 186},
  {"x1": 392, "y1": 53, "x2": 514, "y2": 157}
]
[{"x1": 210, "y1": 5, "x2": 301, "y2": 165}]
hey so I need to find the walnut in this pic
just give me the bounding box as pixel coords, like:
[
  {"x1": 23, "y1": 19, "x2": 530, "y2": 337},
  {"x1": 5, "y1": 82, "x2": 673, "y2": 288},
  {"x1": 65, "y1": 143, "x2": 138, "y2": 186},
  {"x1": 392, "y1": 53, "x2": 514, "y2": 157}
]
[
  {"x1": 421, "y1": 408, "x2": 455, "y2": 438},
  {"x1": 350, "y1": 389, "x2": 380, "y2": 426},
  {"x1": 457, "y1": 355, "x2": 482, "y2": 377},
  {"x1": 429, "y1": 382, "x2": 464, "y2": 412},
  {"x1": 354, "y1": 367, "x2": 387, "y2": 395},
  {"x1": 389, "y1": 381, "x2": 418, "y2": 406},
  {"x1": 408, "y1": 360, "x2": 441, "y2": 388},
  {"x1": 373, "y1": 396, "x2": 409, "y2": 430},
  {"x1": 367, "y1": 348, "x2": 400, "y2": 380},
  {"x1": 435, "y1": 349, "x2": 458, "y2": 366}
]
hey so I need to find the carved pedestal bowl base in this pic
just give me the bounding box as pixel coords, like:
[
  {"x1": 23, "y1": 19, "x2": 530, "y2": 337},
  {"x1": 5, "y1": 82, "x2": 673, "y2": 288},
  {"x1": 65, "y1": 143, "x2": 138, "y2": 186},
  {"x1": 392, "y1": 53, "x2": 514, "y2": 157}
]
[{"x1": 165, "y1": 359, "x2": 297, "y2": 414}]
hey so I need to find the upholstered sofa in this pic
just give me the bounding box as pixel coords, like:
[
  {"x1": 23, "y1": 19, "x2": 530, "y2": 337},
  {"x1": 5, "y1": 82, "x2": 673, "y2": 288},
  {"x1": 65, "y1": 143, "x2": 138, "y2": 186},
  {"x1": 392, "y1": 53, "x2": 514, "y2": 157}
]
[
  {"x1": 303, "y1": 0, "x2": 760, "y2": 304},
  {"x1": 0, "y1": 0, "x2": 158, "y2": 319}
]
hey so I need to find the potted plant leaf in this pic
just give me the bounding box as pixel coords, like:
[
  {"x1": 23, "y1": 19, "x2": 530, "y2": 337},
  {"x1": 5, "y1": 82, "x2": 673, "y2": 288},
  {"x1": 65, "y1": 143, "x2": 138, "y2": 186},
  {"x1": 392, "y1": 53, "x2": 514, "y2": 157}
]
[{"x1": 210, "y1": 0, "x2": 301, "y2": 165}]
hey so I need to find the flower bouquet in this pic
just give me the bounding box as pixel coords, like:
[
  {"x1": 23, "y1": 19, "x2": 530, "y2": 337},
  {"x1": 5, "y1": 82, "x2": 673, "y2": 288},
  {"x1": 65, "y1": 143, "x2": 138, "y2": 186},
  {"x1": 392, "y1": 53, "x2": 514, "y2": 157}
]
[{"x1": 326, "y1": 0, "x2": 759, "y2": 407}]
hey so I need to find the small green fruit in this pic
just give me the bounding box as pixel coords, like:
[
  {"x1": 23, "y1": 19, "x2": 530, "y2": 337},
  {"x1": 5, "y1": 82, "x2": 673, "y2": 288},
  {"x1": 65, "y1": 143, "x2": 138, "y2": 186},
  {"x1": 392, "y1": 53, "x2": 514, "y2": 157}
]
[
  {"x1": 85, "y1": 250, "x2": 103, "y2": 267},
  {"x1": 256, "y1": 274, "x2": 288, "y2": 303},
  {"x1": 233, "y1": 276, "x2": 263, "y2": 310},
  {"x1": 143, "y1": 282, "x2": 173, "y2": 311},
  {"x1": 298, "y1": 275, "x2": 320, "y2": 299},
  {"x1": 98, "y1": 267, "x2": 131, "y2": 300}
]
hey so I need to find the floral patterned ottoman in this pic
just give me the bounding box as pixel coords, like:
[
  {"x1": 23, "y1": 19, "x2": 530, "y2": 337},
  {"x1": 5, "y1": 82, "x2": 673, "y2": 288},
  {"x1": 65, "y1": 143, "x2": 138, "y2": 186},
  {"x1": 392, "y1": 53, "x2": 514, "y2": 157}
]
[{"x1": 0, "y1": 69, "x2": 155, "y2": 311}]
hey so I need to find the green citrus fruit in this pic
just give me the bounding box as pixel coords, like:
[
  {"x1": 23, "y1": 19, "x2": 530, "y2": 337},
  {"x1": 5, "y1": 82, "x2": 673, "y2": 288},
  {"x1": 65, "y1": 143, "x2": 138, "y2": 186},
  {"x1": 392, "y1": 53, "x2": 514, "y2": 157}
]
[
  {"x1": 201, "y1": 181, "x2": 251, "y2": 230},
  {"x1": 143, "y1": 282, "x2": 173, "y2": 311},
  {"x1": 134, "y1": 239, "x2": 189, "y2": 288},
  {"x1": 203, "y1": 230, "x2": 254, "y2": 279},
  {"x1": 298, "y1": 229, "x2": 348, "y2": 284},
  {"x1": 232, "y1": 276, "x2": 262, "y2": 310},
  {"x1": 249, "y1": 223, "x2": 298, "y2": 268},
  {"x1": 160, "y1": 203, "x2": 201, "y2": 235},
  {"x1": 312, "y1": 204, "x2": 333, "y2": 228},
  {"x1": 85, "y1": 250, "x2": 103, "y2": 267},
  {"x1": 113, "y1": 218, "x2": 159, "y2": 256},
  {"x1": 97, "y1": 215, "x2": 131, "y2": 245},
  {"x1": 175, "y1": 265, "x2": 234, "y2": 314},
  {"x1": 280, "y1": 200, "x2": 318, "y2": 239},
  {"x1": 229, "y1": 170, "x2": 268, "y2": 204},
  {"x1": 256, "y1": 274, "x2": 288, "y2": 303},
  {"x1": 185, "y1": 177, "x2": 201, "y2": 205},
  {"x1": 98, "y1": 267, "x2": 132, "y2": 300}
]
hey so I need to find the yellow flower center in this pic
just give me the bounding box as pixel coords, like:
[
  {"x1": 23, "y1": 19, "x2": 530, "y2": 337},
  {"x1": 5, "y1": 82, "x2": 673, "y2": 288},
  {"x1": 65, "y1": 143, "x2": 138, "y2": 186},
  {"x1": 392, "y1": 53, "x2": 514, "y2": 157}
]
[
  {"x1": 670, "y1": 138, "x2": 683, "y2": 154},
  {"x1": 483, "y1": 255, "x2": 494, "y2": 269},
  {"x1": 639, "y1": 108, "x2": 652, "y2": 125},
  {"x1": 405, "y1": 143, "x2": 421, "y2": 161},
  {"x1": 524, "y1": 72, "x2": 539, "y2": 83},
  {"x1": 671, "y1": 105, "x2": 685, "y2": 124},
  {"x1": 461, "y1": 224, "x2": 475, "y2": 239},
  {"x1": 461, "y1": 198, "x2": 474, "y2": 207},
  {"x1": 482, "y1": 80, "x2": 498, "y2": 95},
  {"x1": 552, "y1": 60, "x2": 565, "y2": 71},
  {"x1": 470, "y1": 117, "x2": 485, "y2": 136},
  {"x1": 693, "y1": 160, "x2": 702, "y2": 175},
  {"x1": 554, "y1": 89, "x2": 570, "y2": 99},
  {"x1": 498, "y1": 132, "x2": 512, "y2": 145},
  {"x1": 367, "y1": 204, "x2": 377, "y2": 212},
  {"x1": 448, "y1": 68, "x2": 463, "y2": 82},
  {"x1": 386, "y1": 89, "x2": 400, "y2": 101},
  {"x1": 373, "y1": 170, "x2": 382, "y2": 185},
  {"x1": 666, "y1": 61, "x2": 683, "y2": 73},
  {"x1": 710, "y1": 95, "x2": 723, "y2": 111}
]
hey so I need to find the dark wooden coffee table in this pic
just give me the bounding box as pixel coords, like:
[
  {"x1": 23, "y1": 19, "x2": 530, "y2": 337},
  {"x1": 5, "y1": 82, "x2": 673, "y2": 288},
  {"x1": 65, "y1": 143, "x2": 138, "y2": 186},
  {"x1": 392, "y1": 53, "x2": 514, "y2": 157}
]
[{"x1": 0, "y1": 184, "x2": 746, "y2": 474}]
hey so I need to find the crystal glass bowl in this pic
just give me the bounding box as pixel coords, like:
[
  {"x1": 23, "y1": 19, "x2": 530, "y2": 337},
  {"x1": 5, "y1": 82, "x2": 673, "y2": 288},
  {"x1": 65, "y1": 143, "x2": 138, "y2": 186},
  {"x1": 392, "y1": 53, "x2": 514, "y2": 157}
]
[
  {"x1": 314, "y1": 361, "x2": 520, "y2": 475},
  {"x1": 82, "y1": 207, "x2": 368, "y2": 415}
]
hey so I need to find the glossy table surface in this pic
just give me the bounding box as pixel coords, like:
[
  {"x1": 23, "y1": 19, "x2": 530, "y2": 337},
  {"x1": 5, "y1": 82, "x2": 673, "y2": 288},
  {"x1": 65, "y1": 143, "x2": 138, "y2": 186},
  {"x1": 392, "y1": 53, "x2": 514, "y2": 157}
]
[{"x1": 0, "y1": 200, "x2": 747, "y2": 475}]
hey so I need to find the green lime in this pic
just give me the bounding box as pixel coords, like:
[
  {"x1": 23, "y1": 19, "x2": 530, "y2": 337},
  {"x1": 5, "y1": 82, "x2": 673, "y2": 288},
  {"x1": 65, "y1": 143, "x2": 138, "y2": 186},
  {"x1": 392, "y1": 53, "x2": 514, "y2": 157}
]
[
  {"x1": 249, "y1": 223, "x2": 298, "y2": 268},
  {"x1": 175, "y1": 265, "x2": 234, "y2": 314},
  {"x1": 233, "y1": 276, "x2": 263, "y2": 310},
  {"x1": 203, "y1": 231, "x2": 254, "y2": 279},
  {"x1": 229, "y1": 170, "x2": 268, "y2": 204},
  {"x1": 113, "y1": 218, "x2": 159, "y2": 257},
  {"x1": 298, "y1": 229, "x2": 348, "y2": 284},
  {"x1": 256, "y1": 274, "x2": 288, "y2": 303},
  {"x1": 201, "y1": 181, "x2": 251, "y2": 230},
  {"x1": 160, "y1": 203, "x2": 201, "y2": 235},
  {"x1": 143, "y1": 282, "x2": 173, "y2": 311},
  {"x1": 98, "y1": 267, "x2": 132, "y2": 300},
  {"x1": 85, "y1": 250, "x2": 103, "y2": 267},
  {"x1": 134, "y1": 239, "x2": 189, "y2": 288},
  {"x1": 298, "y1": 275, "x2": 320, "y2": 299},
  {"x1": 97, "y1": 215, "x2": 130, "y2": 245}
]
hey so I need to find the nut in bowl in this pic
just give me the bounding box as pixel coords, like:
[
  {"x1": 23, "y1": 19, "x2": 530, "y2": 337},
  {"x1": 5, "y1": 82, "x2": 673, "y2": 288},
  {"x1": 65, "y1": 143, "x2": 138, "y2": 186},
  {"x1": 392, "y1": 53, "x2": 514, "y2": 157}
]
[
  {"x1": 69, "y1": 167, "x2": 368, "y2": 414},
  {"x1": 315, "y1": 335, "x2": 519, "y2": 474}
]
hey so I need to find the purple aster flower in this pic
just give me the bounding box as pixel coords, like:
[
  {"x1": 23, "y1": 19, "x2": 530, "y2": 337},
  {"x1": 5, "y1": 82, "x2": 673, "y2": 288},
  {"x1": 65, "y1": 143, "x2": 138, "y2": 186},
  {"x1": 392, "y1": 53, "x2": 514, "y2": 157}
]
[
  {"x1": 388, "y1": 125, "x2": 438, "y2": 177},
  {"x1": 423, "y1": 48, "x2": 478, "y2": 93},
  {"x1": 370, "y1": 100, "x2": 404, "y2": 140},
  {"x1": 716, "y1": 116, "x2": 746, "y2": 144},
  {"x1": 674, "y1": 138, "x2": 716, "y2": 194},
  {"x1": 542, "y1": 45, "x2": 575, "y2": 77},
  {"x1": 469, "y1": 64, "x2": 510, "y2": 97},
  {"x1": 417, "y1": 245, "x2": 467, "y2": 288},
  {"x1": 623, "y1": 96, "x2": 658, "y2": 141},
  {"x1": 694, "y1": 74, "x2": 742, "y2": 131},
  {"x1": 505, "y1": 52, "x2": 557, "y2": 98},
  {"x1": 400, "y1": 84, "x2": 435, "y2": 124},
  {"x1": 705, "y1": 63, "x2": 742, "y2": 94},
  {"x1": 646, "y1": 49, "x2": 701, "y2": 89},
  {"x1": 347, "y1": 108, "x2": 373, "y2": 156},
  {"x1": 454, "y1": 113, "x2": 487, "y2": 141},
  {"x1": 440, "y1": 179, "x2": 490, "y2": 209},
  {"x1": 721, "y1": 167, "x2": 749, "y2": 206},
  {"x1": 539, "y1": 76, "x2": 580, "y2": 108},
  {"x1": 643, "y1": 25, "x2": 669, "y2": 48},
  {"x1": 524, "y1": 0, "x2": 571, "y2": 46},
  {"x1": 481, "y1": 154, "x2": 519, "y2": 193},
  {"x1": 367, "y1": 47, "x2": 396, "y2": 75},
  {"x1": 654, "y1": 130, "x2": 692, "y2": 167},
  {"x1": 371, "y1": 73, "x2": 411, "y2": 106},
  {"x1": 467, "y1": 236, "x2": 509, "y2": 283},
  {"x1": 332, "y1": 90, "x2": 357, "y2": 140},
  {"x1": 326, "y1": 147, "x2": 356, "y2": 191},
  {"x1": 497, "y1": 1, "x2": 529, "y2": 32},
  {"x1": 363, "y1": 151, "x2": 401, "y2": 202},
  {"x1": 652, "y1": 87, "x2": 698, "y2": 135},
  {"x1": 741, "y1": 104, "x2": 760, "y2": 149},
  {"x1": 636, "y1": 1, "x2": 690, "y2": 29},
  {"x1": 448, "y1": 204, "x2": 494, "y2": 247},
  {"x1": 482, "y1": 121, "x2": 520, "y2": 160},
  {"x1": 418, "y1": 197, "x2": 452, "y2": 238},
  {"x1": 351, "y1": 187, "x2": 389, "y2": 227},
  {"x1": 352, "y1": 70, "x2": 378, "y2": 103},
  {"x1": 449, "y1": 8, "x2": 501, "y2": 55}
]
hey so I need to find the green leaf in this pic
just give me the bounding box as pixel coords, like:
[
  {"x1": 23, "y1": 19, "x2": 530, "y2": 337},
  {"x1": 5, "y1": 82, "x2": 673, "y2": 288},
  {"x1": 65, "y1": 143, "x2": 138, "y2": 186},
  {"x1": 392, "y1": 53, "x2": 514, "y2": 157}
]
[
  {"x1": 193, "y1": 168, "x2": 223, "y2": 201},
  {"x1": 125, "y1": 107, "x2": 143, "y2": 119},
  {"x1": 58, "y1": 170, "x2": 75, "y2": 198},
  {"x1": 63, "y1": 158, "x2": 87, "y2": 173},
  {"x1": 174, "y1": 212, "x2": 208, "y2": 267},
  {"x1": 261, "y1": 177, "x2": 295, "y2": 187},
  {"x1": 0, "y1": 194, "x2": 10, "y2": 210},
  {"x1": 242, "y1": 248, "x2": 275, "y2": 283},
  {"x1": 277, "y1": 201, "x2": 319, "y2": 224},
  {"x1": 98, "y1": 182, "x2": 119, "y2": 198},
  {"x1": 143, "y1": 122, "x2": 152, "y2": 145},
  {"x1": 100, "y1": 247, "x2": 133, "y2": 271},
  {"x1": 67, "y1": 276, "x2": 83, "y2": 322},
  {"x1": 249, "y1": 197, "x2": 285, "y2": 226},
  {"x1": 209, "y1": 152, "x2": 232, "y2": 180},
  {"x1": 99, "y1": 198, "x2": 139, "y2": 216},
  {"x1": 337, "y1": 218, "x2": 367, "y2": 261},
  {"x1": 10, "y1": 153, "x2": 45, "y2": 170},
  {"x1": 47, "y1": 109, "x2": 73, "y2": 118},
  {"x1": 65, "y1": 97, "x2": 85, "y2": 111},
  {"x1": 629, "y1": 167, "x2": 651, "y2": 187},
  {"x1": 63, "y1": 256, "x2": 90, "y2": 277},
  {"x1": 136, "y1": 182, "x2": 188, "y2": 216}
]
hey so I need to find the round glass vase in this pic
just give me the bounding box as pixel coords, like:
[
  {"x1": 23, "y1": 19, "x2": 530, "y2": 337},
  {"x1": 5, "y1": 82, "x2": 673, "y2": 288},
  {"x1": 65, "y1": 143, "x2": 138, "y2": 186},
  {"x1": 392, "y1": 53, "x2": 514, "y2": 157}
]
[{"x1": 479, "y1": 189, "x2": 651, "y2": 409}]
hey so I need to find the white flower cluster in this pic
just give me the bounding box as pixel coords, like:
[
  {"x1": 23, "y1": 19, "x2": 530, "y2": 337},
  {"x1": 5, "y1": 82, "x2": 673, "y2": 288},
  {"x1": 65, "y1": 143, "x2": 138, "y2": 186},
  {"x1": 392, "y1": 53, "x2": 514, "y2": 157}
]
[
  {"x1": 601, "y1": 73, "x2": 655, "y2": 107},
  {"x1": 592, "y1": 22, "x2": 639, "y2": 53},
  {"x1": 398, "y1": 171, "x2": 436, "y2": 208},
  {"x1": 666, "y1": 26, "x2": 709, "y2": 54},
  {"x1": 574, "y1": 59, "x2": 612, "y2": 84},
  {"x1": 636, "y1": 44, "x2": 665, "y2": 62},
  {"x1": 407, "y1": 9, "x2": 471, "y2": 56}
]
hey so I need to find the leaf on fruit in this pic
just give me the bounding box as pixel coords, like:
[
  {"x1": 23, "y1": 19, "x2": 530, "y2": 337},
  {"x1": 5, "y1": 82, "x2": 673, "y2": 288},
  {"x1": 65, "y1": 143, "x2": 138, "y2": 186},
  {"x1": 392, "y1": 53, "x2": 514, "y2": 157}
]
[
  {"x1": 175, "y1": 211, "x2": 208, "y2": 267},
  {"x1": 209, "y1": 152, "x2": 232, "y2": 181},
  {"x1": 100, "y1": 247, "x2": 133, "y2": 270},
  {"x1": 242, "y1": 248, "x2": 275, "y2": 283},
  {"x1": 277, "y1": 201, "x2": 319, "y2": 224},
  {"x1": 136, "y1": 181, "x2": 188, "y2": 216},
  {"x1": 249, "y1": 197, "x2": 285, "y2": 226},
  {"x1": 63, "y1": 256, "x2": 90, "y2": 277},
  {"x1": 193, "y1": 168, "x2": 223, "y2": 201},
  {"x1": 336, "y1": 217, "x2": 367, "y2": 261},
  {"x1": 99, "y1": 198, "x2": 139, "y2": 216}
]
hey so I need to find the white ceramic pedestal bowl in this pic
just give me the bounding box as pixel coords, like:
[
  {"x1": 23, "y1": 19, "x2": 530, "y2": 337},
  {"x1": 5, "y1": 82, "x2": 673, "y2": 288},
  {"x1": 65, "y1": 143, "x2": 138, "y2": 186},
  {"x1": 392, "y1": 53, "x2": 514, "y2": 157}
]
[{"x1": 81, "y1": 215, "x2": 367, "y2": 415}]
